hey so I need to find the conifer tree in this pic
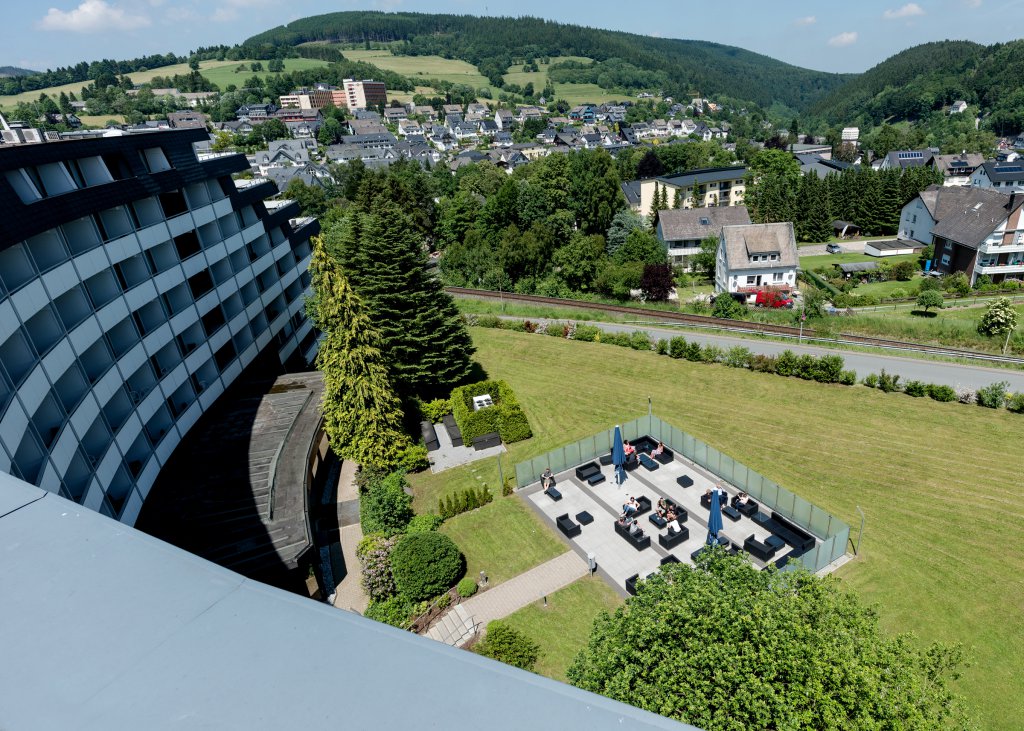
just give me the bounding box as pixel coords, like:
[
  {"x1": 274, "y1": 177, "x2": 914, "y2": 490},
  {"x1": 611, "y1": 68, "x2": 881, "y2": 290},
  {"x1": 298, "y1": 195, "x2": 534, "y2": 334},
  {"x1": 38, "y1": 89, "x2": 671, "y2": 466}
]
[
  {"x1": 307, "y1": 236, "x2": 409, "y2": 470},
  {"x1": 322, "y1": 203, "x2": 475, "y2": 397},
  {"x1": 673, "y1": 188, "x2": 682, "y2": 209}
]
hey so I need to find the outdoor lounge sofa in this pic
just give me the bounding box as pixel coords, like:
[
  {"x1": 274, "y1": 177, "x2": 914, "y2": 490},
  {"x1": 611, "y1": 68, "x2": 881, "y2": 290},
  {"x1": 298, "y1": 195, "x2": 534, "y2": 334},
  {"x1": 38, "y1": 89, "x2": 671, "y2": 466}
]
[
  {"x1": 544, "y1": 486, "x2": 562, "y2": 501},
  {"x1": 743, "y1": 534, "x2": 777, "y2": 561},
  {"x1": 732, "y1": 497, "x2": 759, "y2": 517},
  {"x1": 614, "y1": 520, "x2": 651, "y2": 550},
  {"x1": 700, "y1": 490, "x2": 729, "y2": 509},
  {"x1": 654, "y1": 447, "x2": 674, "y2": 464},
  {"x1": 638, "y1": 453, "x2": 659, "y2": 471},
  {"x1": 659, "y1": 525, "x2": 689, "y2": 549},
  {"x1": 660, "y1": 554, "x2": 680, "y2": 565},
  {"x1": 442, "y1": 413, "x2": 463, "y2": 447},
  {"x1": 575, "y1": 462, "x2": 600, "y2": 482},
  {"x1": 556, "y1": 513, "x2": 581, "y2": 538},
  {"x1": 752, "y1": 512, "x2": 816, "y2": 553},
  {"x1": 625, "y1": 573, "x2": 640, "y2": 596},
  {"x1": 421, "y1": 420, "x2": 440, "y2": 452},
  {"x1": 633, "y1": 495, "x2": 652, "y2": 516}
]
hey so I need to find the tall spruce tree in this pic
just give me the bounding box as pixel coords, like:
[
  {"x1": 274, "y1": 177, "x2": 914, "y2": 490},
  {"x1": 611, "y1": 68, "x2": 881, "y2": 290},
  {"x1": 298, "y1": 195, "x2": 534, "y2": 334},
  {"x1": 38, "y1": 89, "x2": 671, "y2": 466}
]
[
  {"x1": 323, "y1": 203, "x2": 475, "y2": 397},
  {"x1": 307, "y1": 236, "x2": 409, "y2": 469}
]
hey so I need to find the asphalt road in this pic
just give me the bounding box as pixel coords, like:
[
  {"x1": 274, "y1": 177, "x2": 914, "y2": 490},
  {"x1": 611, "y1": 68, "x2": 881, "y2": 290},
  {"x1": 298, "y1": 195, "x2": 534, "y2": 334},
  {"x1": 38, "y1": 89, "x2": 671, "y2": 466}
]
[{"x1": 533, "y1": 318, "x2": 1024, "y2": 392}]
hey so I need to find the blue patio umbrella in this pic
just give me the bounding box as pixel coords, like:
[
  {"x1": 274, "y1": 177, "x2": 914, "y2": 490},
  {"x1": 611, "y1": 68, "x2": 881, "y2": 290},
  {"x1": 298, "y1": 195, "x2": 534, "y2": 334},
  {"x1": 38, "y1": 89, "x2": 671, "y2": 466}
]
[
  {"x1": 611, "y1": 425, "x2": 626, "y2": 486},
  {"x1": 707, "y1": 488, "x2": 724, "y2": 545}
]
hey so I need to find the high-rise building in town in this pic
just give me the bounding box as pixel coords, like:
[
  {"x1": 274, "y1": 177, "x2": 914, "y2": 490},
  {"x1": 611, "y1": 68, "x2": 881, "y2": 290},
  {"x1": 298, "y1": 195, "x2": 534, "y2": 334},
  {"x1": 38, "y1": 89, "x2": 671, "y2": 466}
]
[{"x1": 343, "y1": 78, "x2": 388, "y2": 110}]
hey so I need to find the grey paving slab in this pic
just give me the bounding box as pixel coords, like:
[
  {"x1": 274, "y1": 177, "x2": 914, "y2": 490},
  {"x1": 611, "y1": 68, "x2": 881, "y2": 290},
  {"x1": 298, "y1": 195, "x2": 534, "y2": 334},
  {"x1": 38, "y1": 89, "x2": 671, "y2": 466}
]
[
  {"x1": 332, "y1": 523, "x2": 369, "y2": 615},
  {"x1": 429, "y1": 422, "x2": 506, "y2": 473}
]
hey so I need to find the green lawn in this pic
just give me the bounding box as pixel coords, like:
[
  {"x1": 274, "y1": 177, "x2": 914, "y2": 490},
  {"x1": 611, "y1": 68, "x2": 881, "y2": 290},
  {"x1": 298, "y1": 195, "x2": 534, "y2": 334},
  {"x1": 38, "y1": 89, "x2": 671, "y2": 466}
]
[
  {"x1": 439, "y1": 496, "x2": 566, "y2": 587},
  {"x1": 500, "y1": 578, "x2": 623, "y2": 682},
  {"x1": 553, "y1": 82, "x2": 631, "y2": 106},
  {"x1": 850, "y1": 277, "x2": 922, "y2": 298},
  {"x1": 800, "y1": 252, "x2": 920, "y2": 270},
  {"x1": 462, "y1": 327, "x2": 1024, "y2": 730}
]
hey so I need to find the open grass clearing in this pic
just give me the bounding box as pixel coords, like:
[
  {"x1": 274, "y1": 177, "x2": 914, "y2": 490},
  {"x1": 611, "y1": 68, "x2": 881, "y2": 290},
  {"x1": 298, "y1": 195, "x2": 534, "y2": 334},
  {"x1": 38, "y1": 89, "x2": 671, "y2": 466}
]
[
  {"x1": 341, "y1": 50, "x2": 491, "y2": 88},
  {"x1": 499, "y1": 577, "x2": 623, "y2": 682},
  {"x1": 199, "y1": 58, "x2": 330, "y2": 90},
  {"x1": 553, "y1": 82, "x2": 631, "y2": 106},
  {"x1": 460, "y1": 326, "x2": 1023, "y2": 729},
  {"x1": 438, "y1": 496, "x2": 566, "y2": 588}
]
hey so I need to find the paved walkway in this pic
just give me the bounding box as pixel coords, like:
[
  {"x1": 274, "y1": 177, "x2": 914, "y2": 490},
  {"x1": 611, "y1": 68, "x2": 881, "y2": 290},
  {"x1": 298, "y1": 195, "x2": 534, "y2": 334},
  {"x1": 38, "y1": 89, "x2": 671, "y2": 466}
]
[
  {"x1": 454, "y1": 551, "x2": 589, "y2": 639},
  {"x1": 331, "y1": 461, "x2": 369, "y2": 614},
  {"x1": 429, "y1": 421, "x2": 506, "y2": 473}
]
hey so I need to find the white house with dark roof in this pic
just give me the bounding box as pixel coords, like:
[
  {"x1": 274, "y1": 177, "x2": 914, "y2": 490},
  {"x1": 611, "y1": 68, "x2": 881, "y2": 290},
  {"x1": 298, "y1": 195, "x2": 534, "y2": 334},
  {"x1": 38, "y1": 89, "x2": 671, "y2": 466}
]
[
  {"x1": 629, "y1": 166, "x2": 748, "y2": 217},
  {"x1": 714, "y1": 222, "x2": 799, "y2": 297},
  {"x1": 656, "y1": 206, "x2": 752, "y2": 268},
  {"x1": 970, "y1": 161, "x2": 1024, "y2": 193}
]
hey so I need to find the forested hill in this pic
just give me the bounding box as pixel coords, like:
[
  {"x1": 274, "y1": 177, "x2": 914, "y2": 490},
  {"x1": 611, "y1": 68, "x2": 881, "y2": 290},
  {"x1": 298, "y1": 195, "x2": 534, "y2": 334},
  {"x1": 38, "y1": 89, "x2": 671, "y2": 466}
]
[
  {"x1": 245, "y1": 12, "x2": 851, "y2": 112},
  {"x1": 808, "y1": 39, "x2": 1024, "y2": 134},
  {"x1": 0, "y1": 66, "x2": 37, "y2": 77}
]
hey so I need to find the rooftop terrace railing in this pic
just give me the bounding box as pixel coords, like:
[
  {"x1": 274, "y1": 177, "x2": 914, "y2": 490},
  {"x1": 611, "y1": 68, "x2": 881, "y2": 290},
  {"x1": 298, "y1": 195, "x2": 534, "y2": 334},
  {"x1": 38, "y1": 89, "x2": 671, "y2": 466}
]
[{"x1": 514, "y1": 413, "x2": 850, "y2": 573}]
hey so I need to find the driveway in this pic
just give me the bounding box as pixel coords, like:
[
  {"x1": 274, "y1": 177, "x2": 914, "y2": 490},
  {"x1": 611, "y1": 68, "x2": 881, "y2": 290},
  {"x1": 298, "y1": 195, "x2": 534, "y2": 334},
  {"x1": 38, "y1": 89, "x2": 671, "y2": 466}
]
[{"x1": 799, "y1": 240, "x2": 885, "y2": 256}]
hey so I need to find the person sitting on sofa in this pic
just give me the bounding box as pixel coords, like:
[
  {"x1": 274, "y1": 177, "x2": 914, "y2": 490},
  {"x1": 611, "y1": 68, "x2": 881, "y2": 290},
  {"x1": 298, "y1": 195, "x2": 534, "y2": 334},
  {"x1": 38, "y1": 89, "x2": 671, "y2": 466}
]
[
  {"x1": 651, "y1": 441, "x2": 665, "y2": 457},
  {"x1": 736, "y1": 491, "x2": 749, "y2": 505},
  {"x1": 666, "y1": 516, "x2": 681, "y2": 534},
  {"x1": 629, "y1": 521, "x2": 644, "y2": 537},
  {"x1": 617, "y1": 514, "x2": 632, "y2": 528},
  {"x1": 622, "y1": 497, "x2": 638, "y2": 516},
  {"x1": 656, "y1": 497, "x2": 668, "y2": 517},
  {"x1": 623, "y1": 440, "x2": 636, "y2": 457},
  {"x1": 703, "y1": 488, "x2": 713, "y2": 500},
  {"x1": 541, "y1": 467, "x2": 554, "y2": 489}
]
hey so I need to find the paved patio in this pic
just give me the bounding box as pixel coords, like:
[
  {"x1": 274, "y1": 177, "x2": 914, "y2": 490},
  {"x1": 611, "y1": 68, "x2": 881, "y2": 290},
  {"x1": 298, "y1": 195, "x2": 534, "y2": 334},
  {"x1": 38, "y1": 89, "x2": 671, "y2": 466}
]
[
  {"x1": 428, "y1": 421, "x2": 506, "y2": 473},
  {"x1": 521, "y1": 450, "x2": 825, "y2": 596}
]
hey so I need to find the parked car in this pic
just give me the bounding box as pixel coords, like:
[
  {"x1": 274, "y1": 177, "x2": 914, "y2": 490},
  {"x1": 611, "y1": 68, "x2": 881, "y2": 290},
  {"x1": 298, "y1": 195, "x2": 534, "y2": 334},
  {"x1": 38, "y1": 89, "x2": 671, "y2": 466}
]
[
  {"x1": 755, "y1": 290, "x2": 794, "y2": 308},
  {"x1": 825, "y1": 243, "x2": 843, "y2": 254}
]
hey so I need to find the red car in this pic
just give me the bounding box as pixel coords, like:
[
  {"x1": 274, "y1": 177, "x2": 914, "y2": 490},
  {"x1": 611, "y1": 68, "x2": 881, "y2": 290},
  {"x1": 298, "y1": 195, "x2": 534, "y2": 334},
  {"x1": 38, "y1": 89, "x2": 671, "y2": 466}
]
[{"x1": 755, "y1": 290, "x2": 793, "y2": 308}]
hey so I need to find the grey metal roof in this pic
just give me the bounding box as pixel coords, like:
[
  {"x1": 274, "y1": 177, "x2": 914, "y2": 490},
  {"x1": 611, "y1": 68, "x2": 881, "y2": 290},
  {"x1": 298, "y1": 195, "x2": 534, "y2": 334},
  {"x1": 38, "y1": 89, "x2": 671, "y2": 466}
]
[
  {"x1": 838, "y1": 262, "x2": 878, "y2": 273},
  {"x1": 658, "y1": 206, "x2": 751, "y2": 242},
  {"x1": 927, "y1": 186, "x2": 1023, "y2": 249},
  {"x1": 0, "y1": 473, "x2": 698, "y2": 731},
  {"x1": 721, "y1": 223, "x2": 797, "y2": 271}
]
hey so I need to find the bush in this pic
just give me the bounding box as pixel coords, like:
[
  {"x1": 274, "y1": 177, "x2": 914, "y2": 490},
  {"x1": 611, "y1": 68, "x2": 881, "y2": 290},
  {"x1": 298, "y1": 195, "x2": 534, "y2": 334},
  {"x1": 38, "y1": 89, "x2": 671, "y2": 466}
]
[
  {"x1": 927, "y1": 384, "x2": 956, "y2": 402},
  {"x1": 877, "y1": 370, "x2": 901, "y2": 393},
  {"x1": 543, "y1": 323, "x2": 568, "y2": 337},
  {"x1": 655, "y1": 338, "x2": 669, "y2": 355},
  {"x1": 406, "y1": 513, "x2": 443, "y2": 534},
  {"x1": 502, "y1": 319, "x2": 527, "y2": 332},
  {"x1": 439, "y1": 486, "x2": 493, "y2": 520},
  {"x1": 364, "y1": 595, "x2": 413, "y2": 628},
  {"x1": 839, "y1": 370, "x2": 857, "y2": 385},
  {"x1": 356, "y1": 534, "x2": 398, "y2": 600},
  {"x1": 360, "y1": 471, "x2": 414, "y2": 537},
  {"x1": 775, "y1": 350, "x2": 798, "y2": 377},
  {"x1": 572, "y1": 324, "x2": 601, "y2": 342},
  {"x1": 523, "y1": 320, "x2": 538, "y2": 333},
  {"x1": 919, "y1": 276, "x2": 941, "y2": 292},
  {"x1": 749, "y1": 354, "x2": 777, "y2": 373},
  {"x1": 916, "y1": 290, "x2": 945, "y2": 312},
  {"x1": 724, "y1": 346, "x2": 752, "y2": 369},
  {"x1": 473, "y1": 315, "x2": 502, "y2": 328},
  {"x1": 599, "y1": 331, "x2": 633, "y2": 348},
  {"x1": 699, "y1": 344, "x2": 723, "y2": 363},
  {"x1": 684, "y1": 341, "x2": 703, "y2": 361},
  {"x1": 421, "y1": 398, "x2": 451, "y2": 423},
  {"x1": 794, "y1": 354, "x2": 817, "y2": 380},
  {"x1": 1006, "y1": 392, "x2": 1024, "y2": 413},
  {"x1": 813, "y1": 355, "x2": 845, "y2": 383},
  {"x1": 977, "y1": 297, "x2": 1019, "y2": 338},
  {"x1": 391, "y1": 531, "x2": 464, "y2": 602},
  {"x1": 955, "y1": 386, "x2": 975, "y2": 404},
  {"x1": 398, "y1": 444, "x2": 429, "y2": 473},
  {"x1": 457, "y1": 577, "x2": 479, "y2": 598},
  {"x1": 945, "y1": 272, "x2": 971, "y2": 297},
  {"x1": 862, "y1": 373, "x2": 879, "y2": 388},
  {"x1": 903, "y1": 380, "x2": 927, "y2": 397},
  {"x1": 451, "y1": 379, "x2": 532, "y2": 444},
  {"x1": 889, "y1": 260, "x2": 917, "y2": 281},
  {"x1": 629, "y1": 330, "x2": 652, "y2": 351},
  {"x1": 887, "y1": 288, "x2": 907, "y2": 300},
  {"x1": 976, "y1": 381, "x2": 1009, "y2": 409},
  {"x1": 712, "y1": 294, "x2": 746, "y2": 319},
  {"x1": 474, "y1": 622, "x2": 540, "y2": 671}
]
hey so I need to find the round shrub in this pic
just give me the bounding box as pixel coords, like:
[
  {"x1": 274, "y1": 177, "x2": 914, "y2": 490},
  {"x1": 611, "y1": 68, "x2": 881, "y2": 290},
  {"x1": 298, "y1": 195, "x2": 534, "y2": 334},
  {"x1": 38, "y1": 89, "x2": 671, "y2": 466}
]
[
  {"x1": 391, "y1": 531, "x2": 464, "y2": 602},
  {"x1": 862, "y1": 373, "x2": 879, "y2": 389},
  {"x1": 903, "y1": 380, "x2": 927, "y2": 397},
  {"x1": 475, "y1": 622, "x2": 540, "y2": 671},
  {"x1": 398, "y1": 444, "x2": 429, "y2": 473},
  {"x1": 356, "y1": 534, "x2": 397, "y2": 601},
  {"x1": 406, "y1": 513, "x2": 443, "y2": 534},
  {"x1": 364, "y1": 595, "x2": 413, "y2": 629},
  {"x1": 1006, "y1": 392, "x2": 1024, "y2": 413},
  {"x1": 927, "y1": 384, "x2": 956, "y2": 402},
  {"x1": 457, "y1": 577, "x2": 478, "y2": 598}
]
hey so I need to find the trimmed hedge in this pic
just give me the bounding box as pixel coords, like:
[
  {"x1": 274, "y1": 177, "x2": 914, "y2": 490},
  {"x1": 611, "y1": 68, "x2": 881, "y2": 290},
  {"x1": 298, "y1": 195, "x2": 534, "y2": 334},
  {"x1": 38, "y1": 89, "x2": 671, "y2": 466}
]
[
  {"x1": 391, "y1": 531, "x2": 464, "y2": 603},
  {"x1": 439, "y1": 486, "x2": 493, "y2": 520},
  {"x1": 457, "y1": 577, "x2": 478, "y2": 598},
  {"x1": 451, "y1": 379, "x2": 532, "y2": 444},
  {"x1": 359, "y1": 471, "x2": 414, "y2": 537}
]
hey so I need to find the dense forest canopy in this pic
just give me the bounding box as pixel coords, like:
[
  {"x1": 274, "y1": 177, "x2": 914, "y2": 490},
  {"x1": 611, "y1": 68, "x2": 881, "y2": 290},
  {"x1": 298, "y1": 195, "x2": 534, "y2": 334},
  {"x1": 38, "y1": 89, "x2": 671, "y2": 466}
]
[{"x1": 244, "y1": 12, "x2": 852, "y2": 112}]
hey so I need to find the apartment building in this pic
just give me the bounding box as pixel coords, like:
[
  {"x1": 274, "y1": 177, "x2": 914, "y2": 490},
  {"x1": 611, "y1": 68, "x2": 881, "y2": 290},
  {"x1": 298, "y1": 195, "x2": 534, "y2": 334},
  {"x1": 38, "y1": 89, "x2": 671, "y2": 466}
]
[
  {"x1": 343, "y1": 79, "x2": 388, "y2": 110},
  {"x1": 0, "y1": 128, "x2": 319, "y2": 525}
]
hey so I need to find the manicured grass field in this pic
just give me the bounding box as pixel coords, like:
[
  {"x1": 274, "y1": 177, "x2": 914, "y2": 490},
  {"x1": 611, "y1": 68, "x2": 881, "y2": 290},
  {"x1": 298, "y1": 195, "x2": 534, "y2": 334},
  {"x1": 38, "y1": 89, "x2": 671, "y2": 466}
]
[
  {"x1": 458, "y1": 326, "x2": 1023, "y2": 730},
  {"x1": 439, "y1": 495, "x2": 566, "y2": 587},
  {"x1": 341, "y1": 50, "x2": 491, "y2": 88},
  {"x1": 499, "y1": 578, "x2": 623, "y2": 682},
  {"x1": 553, "y1": 82, "x2": 630, "y2": 106}
]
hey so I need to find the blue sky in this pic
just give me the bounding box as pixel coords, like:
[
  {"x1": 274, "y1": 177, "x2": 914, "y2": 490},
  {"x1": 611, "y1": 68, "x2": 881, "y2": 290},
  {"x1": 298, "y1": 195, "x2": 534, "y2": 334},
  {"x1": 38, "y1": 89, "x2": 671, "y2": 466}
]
[{"x1": 10, "y1": 0, "x2": 1022, "y2": 74}]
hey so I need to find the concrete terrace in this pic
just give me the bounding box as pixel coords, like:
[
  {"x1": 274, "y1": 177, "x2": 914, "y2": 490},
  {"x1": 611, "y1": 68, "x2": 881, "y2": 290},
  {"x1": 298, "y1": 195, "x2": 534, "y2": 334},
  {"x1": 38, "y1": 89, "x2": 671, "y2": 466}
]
[{"x1": 515, "y1": 416, "x2": 848, "y2": 597}]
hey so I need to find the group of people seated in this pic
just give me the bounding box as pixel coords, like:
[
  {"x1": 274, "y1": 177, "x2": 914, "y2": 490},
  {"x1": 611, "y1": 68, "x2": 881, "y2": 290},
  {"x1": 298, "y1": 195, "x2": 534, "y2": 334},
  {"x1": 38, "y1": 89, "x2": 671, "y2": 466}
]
[
  {"x1": 735, "y1": 491, "x2": 750, "y2": 505},
  {"x1": 703, "y1": 485, "x2": 729, "y2": 501},
  {"x1": 655, "y1": 498, "x2": 682, "y2": 533},
  {"x1": 616, "y1": 513, "x2": 645, "y2": 537},
  {"x1": 622, "y1": 440, "x2": 665, "y2": 459}
]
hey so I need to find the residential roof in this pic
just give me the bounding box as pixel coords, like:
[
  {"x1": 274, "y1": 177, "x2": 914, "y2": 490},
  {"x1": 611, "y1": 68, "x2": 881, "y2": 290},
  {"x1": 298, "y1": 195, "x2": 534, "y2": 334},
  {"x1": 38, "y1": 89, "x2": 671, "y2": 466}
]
[
  {"x1": 655, "y1": 165, "x2": 747, "y2": 187},
  {"x1": 931, "y1": 187, "x2": 1024, "y2": 248},
  {"x1": 0, "y1": 473, "x2": 696, "y2": 731},
  {"x1": 978, "y1": 160, "x2": 1024, "y2": 182},
  {"x1": 838, "y1": 262, "x2": 878, "y2": 273},
  {"x1": 658, "y1": 206, "x2": 752, "y2": 242},
  {"x1": 931, "y1": 153, "x2": 984, "y2": 176},
  {"x1": 721, "y1": 222, "x2": 797, "y2": 271}
]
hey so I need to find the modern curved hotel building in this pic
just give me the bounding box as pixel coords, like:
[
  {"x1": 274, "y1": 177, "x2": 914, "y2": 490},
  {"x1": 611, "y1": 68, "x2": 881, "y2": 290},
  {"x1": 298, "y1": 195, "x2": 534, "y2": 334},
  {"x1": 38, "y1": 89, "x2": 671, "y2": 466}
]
[{"x1": 0, "y1": 127, "x2": 319, "y2": 524}]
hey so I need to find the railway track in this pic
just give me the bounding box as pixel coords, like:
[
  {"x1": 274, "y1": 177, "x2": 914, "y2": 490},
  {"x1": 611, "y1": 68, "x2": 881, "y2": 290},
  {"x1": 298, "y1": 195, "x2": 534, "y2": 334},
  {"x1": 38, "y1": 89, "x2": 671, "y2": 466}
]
[{"x1": 447, "y1": 287, "x2": 1024, "y2": 366}]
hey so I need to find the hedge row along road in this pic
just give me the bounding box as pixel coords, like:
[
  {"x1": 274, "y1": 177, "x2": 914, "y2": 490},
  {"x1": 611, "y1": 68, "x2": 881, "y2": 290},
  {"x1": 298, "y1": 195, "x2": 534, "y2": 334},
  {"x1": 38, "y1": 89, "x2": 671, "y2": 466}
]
[{"x1": 447, "y1": 287, "x2": 1024, "y2": 366}]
